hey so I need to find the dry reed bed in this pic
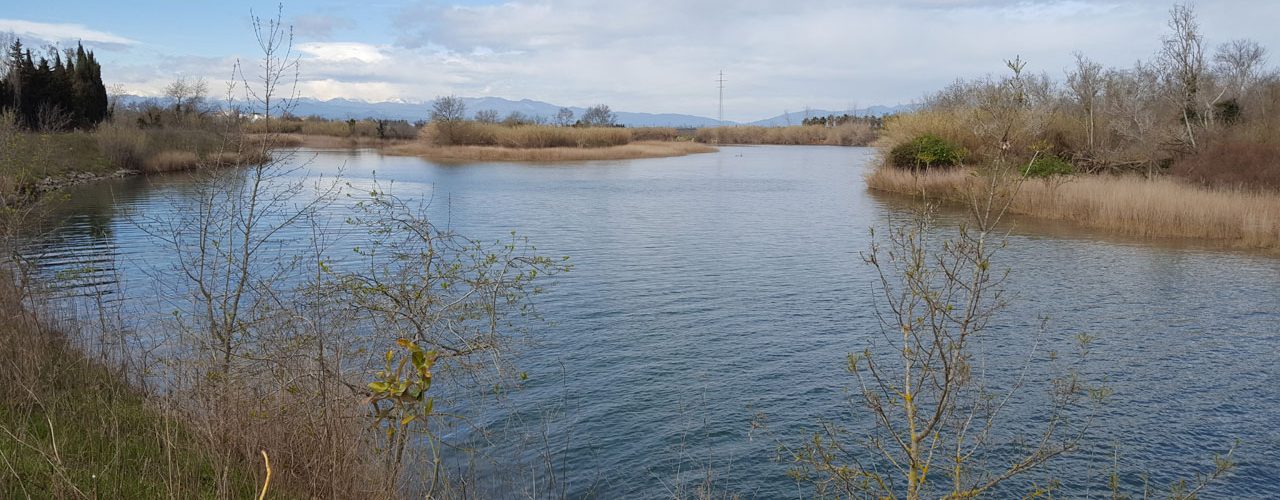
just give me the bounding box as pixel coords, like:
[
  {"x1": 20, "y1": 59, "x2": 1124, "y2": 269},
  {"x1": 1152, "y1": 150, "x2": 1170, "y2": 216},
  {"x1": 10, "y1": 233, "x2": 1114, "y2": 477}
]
[
  {"x1": 387, "y1": 140, "x2": 716, "y2": 162},
  {"x1": 866, "y1": 167, "x2": 1280, "y2": 251},
  {"x1": 243, "y1": 117, "x2": 419, "y2": 139},
  {"x1": 247, "y1": 132, "x2": 416, "y2": 149},
  {"x1": 695, "y1": 123, "x2": 875, "y2": 146},
  {"x1": 427, "y1": 122, "x2": 650, "y2": 149}
]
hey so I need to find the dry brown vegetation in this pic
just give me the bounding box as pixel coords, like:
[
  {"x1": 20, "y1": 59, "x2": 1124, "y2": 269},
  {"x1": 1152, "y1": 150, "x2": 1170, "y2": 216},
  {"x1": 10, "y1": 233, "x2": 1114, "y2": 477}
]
[
  {"x1": 242, "y1": 116, "x2": 419, "y2": 140},
  {"x1": 869, "y1": 6, "x2": 1280, "y2": 251},
  {"x1": 388, "y1": 120, "x2": 711, "y2": 161},
  {"x1": 866, "y1": 167, "x2": 1280, "y2": 252},
  {"x1": 246, "y1": 132, "x2": 415, "y2": 149},
  {"x1": 1169, "y1": 134, "x2": 1280, "y2": 190},
  {"x1": 141, "y1": 150, "x2": 199, "y2": 173},
  {"x1": 387, "y1": 139, "x2": 715, "y2": 162},
  {"x1": 1, "y1": 115, "x2": 267, "y2": 208},
  {"x1": 695, "y1": 123, "x2": 875, "y2": 146},
  {"x1": 426, "y1": 121, "x2": 635, "y2": 148},
  {"x1": 875, "y1": 6, "x2": 1280, "y2": 187}
]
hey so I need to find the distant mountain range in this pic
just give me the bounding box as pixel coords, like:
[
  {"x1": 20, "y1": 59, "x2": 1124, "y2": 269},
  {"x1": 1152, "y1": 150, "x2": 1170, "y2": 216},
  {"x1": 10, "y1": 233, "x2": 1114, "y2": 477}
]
[{"x1": 120, "y1": 95, "x2": 915, "y2": 128}]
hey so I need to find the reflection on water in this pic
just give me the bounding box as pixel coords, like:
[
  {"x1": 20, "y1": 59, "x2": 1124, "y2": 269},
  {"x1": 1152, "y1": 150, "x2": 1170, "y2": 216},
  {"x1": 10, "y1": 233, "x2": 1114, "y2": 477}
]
[{"x1": 18, "y1": 146, "x2": 1280, "y2": 497}]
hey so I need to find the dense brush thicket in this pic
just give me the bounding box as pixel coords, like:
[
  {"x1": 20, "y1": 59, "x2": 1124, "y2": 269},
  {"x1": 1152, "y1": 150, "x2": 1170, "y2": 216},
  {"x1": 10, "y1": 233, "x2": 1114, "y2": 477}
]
[{"x1": 877, "y1": 5, "x2": 1280, "y2": 189}]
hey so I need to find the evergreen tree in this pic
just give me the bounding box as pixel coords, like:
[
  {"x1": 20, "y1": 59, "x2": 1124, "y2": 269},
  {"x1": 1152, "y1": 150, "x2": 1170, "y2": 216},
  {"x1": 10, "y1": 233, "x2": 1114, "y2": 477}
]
[
  {"x1": 74, "y1": 43, "x2": 108, "y2": 126},
  {"x1": 0, "y1": 39, "x2": 109, "y2": 130}
]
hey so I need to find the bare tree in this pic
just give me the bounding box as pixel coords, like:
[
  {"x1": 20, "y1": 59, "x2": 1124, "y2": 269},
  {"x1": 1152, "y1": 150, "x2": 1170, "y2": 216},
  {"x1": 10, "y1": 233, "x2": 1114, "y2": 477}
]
[
  {"x1": 474, "y1": 108, "x2": 499, "y2": 124},
  {"x1": 771, "y1": 124, "x2": 1108, "y2": 498},
  {"x1": 430, "y1": 95, "x2": 466, "y2": 144},
  {"x1": 579, "y1": 104, "x2": 615, "y2": 127},
  {"x1": 147, "y1": 4, "x2": 306, "y2": 376},
  {"x1": 430, "y1": 95, "x2": 466, "y2": 123},
  {"x1": 554, "y1": 107, "x2": 574, "y2": 127},
  {"x1": 1159, "y1": 3, "x2": 1206, "y2": 148},
  {"x1": 164, "y1": 76, "x2": 209, "y2": 119},
  {"x1": 1214, "y1": 39, "x2": 1267, "y2": 99},
  {"x1": 0, "y1": 31, "x2": 14, "y2": 77},
  {"x1": 237, "y1": 7, "x2": 299, "y2": 130},
  {"x1": 1103, "y1": 64, "x2": 1164, "y2": 172},
  {"x1": 1067, "y1": 52, "x2": 1103, "y2": 150},
  {"x1": 502, "y1": 110, "x2": 531, "y2": 126}
]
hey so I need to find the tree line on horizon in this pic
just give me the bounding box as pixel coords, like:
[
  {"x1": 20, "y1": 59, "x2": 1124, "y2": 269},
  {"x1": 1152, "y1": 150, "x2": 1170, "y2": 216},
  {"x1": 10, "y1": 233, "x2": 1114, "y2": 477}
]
[
  {"x1": 801, "y1": 113, "x2": 886, "y2": 129},
  {"x1": 0, "y1": 37, "x2": 109, "y2": 131}
]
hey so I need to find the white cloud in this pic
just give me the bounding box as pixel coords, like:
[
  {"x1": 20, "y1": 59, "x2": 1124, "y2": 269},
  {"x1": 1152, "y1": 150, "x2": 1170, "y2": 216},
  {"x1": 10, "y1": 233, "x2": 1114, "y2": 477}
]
[
  {"x1": 72, "y1": 0, "x2": 1280, "y2": 121},
  {"x1": 297, "y1": 79, "x2": 404, "y2": 101},
  {"x1": 367, "y1": 0, "x2": 1280, "y2": 120},
  {"x1": 0, "y1": 19, "x2": 138, "y2": 47},
  {"x1": 297, "y1": 42, "x2": 388, "y2": 64}
]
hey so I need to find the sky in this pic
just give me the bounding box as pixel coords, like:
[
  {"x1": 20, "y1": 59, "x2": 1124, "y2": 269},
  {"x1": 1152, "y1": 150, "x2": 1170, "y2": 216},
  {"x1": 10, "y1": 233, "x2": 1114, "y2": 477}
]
[{"x1": 3, "y1": 0, "x2": 1278, "y2": 122}]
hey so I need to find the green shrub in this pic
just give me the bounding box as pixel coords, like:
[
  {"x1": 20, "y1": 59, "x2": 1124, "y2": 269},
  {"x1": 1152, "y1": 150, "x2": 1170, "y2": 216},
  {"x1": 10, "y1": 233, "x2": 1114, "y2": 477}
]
[
  {"x1": 1022, "y1": 154, "x2": 1075, "y2": 178},
  {"x1": 889, "y1": 134, "x2": 966, "y2": 169}
]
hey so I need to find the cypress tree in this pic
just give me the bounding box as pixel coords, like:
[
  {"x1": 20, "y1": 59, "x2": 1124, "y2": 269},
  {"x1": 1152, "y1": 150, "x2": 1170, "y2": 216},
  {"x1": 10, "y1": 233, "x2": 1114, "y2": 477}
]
[
  {"x1": 0, "y1": 39, "x2": 107, "y2": 130},
  {"x1": 19, "y1": 51, "x2": 43, "y2": 129},
  {"x1": 80, "y1": 45, "x2": 108, "y2": 126},
  {"x1": 49, "y1": 53, "x2": 75, "y2": 127}
]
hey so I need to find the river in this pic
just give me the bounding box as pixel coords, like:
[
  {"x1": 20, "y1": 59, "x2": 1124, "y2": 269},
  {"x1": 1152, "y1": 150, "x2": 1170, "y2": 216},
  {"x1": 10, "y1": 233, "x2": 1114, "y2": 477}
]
[{"x1": 19, "y1": 145, "x2": 1280, "y2": 497}]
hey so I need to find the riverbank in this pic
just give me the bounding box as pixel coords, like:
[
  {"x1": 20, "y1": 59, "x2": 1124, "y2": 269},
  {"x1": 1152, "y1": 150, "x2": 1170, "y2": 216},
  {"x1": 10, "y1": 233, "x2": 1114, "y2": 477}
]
[
  {"x1": 385, "y1": 139, "x2": 717, "y2": 162},
  {"x1": 250, "y1": 132, "x2": 417, "y2": 150},
  {"x1": 0, "y1": 272, "x2": 261, "y2": 497},
  {"x1": 866, "y1": 167, "x2": 1280, "y2": 253},
  {"x1": 1, "y1": 127, "x2": 267, "y2": 208}
]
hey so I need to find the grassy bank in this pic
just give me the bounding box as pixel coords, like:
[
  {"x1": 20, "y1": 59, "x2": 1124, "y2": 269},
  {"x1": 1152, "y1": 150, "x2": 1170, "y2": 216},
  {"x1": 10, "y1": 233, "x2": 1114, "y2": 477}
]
[
  {"x1": 694, "y1": 123, "x2": 875, "y2": 146},
  {"x1": 387, "y1": 139, "x2": 715, "y2": 162},
  {"x1": 866, "y1": 167, "x2": 1280, "y2": 252},
  {"x1": 1, "y1": 120, "x2": 265, "y2": 207},
  {"x1": 0, "y1": 272, "x2": 261, "y2": 498}
]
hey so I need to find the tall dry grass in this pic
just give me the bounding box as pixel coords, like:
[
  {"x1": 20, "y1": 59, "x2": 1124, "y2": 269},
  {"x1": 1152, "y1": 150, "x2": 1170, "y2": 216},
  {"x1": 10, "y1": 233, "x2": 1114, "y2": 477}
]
[
  {"x1": 142, "y1": 150, "x2": 200, "y2": 173},
  {"x1": 427, "y1": 122, "x2": 634, "y2": 148},
  {"x1": 95, "y1": 122, "x2": 150, "y2": 170},
  {"x1": 94, "y1": 121, "x2": 268, "y2": 174},
  {"x1": 388, "y1": 140, "x2": 715, "y2": 162},
  {"x1": 866, "y1": 167, "x2": 1280, "y2": 251},
  {"x1": 629, "y1": 127, "x2": 680, "y2": 141},
  {"x1": 242, "y1": 117, "x2": 419, "y2": 140},
  {"x1": 873, "y1": 111, "x2": 982, "y2": 157},
  {"x1": 246, "y1": 132, "x2": 415, "y2": 149},
  {"x1": 695, "y1": 123, "x2": 875, "y2": 146}
]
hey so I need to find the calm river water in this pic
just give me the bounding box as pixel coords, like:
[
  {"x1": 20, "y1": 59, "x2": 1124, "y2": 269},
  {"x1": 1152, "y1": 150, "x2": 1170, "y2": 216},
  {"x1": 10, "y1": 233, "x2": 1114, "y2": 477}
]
[{"x1": 20, "y1": 146, "x2": 1280, "y2": 498}]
